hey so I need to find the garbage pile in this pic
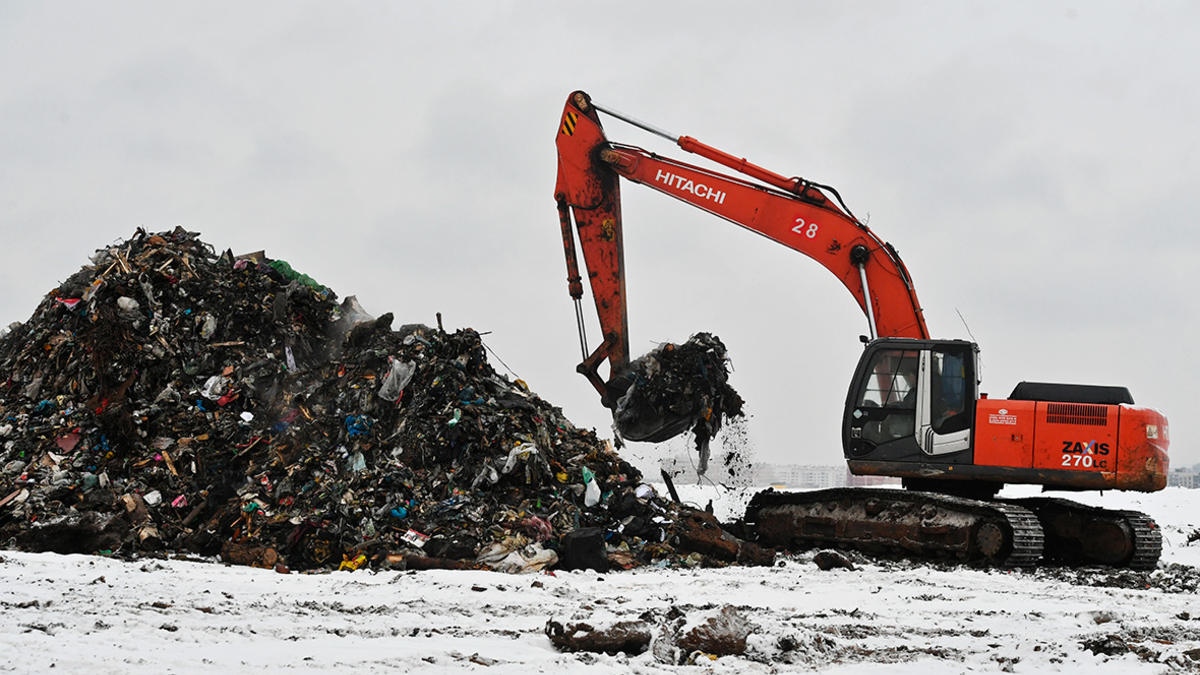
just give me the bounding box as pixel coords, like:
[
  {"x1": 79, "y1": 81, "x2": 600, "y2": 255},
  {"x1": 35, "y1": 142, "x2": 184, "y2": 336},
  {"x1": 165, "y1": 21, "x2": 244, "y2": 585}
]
[
  {"x1": 0, "y1": 228, "x2": 771, "y2": 572},
  {"x1": 613, "y1": 333, "x2": 744, "y2": 474}
]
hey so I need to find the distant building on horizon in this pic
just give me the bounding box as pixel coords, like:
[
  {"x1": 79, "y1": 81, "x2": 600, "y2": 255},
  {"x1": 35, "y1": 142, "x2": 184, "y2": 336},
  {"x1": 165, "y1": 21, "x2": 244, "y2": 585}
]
[
  {"x1": 753, "y1": 463, "x2": 899, "y2": 489},
  {"x1": 1168, "y1": 466, "x2": 1198, "y2": 489}
]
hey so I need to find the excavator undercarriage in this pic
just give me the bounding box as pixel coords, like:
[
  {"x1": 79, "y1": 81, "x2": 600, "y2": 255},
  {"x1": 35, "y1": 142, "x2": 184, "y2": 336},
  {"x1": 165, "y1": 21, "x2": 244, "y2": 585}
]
[{"x1": 745, "y1": 488, "x2": 1161, "y2": 569}]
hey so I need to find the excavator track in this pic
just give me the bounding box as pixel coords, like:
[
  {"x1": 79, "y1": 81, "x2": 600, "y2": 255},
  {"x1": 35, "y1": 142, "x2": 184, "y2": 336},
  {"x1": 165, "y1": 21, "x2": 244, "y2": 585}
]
[
  {"x1": 986, "y1": 502, "x2": 1044, "y2": 567},
  {"x1": 1003, "y1": 497, "x2": 1161, "y2": 570},
  {"x1": 1122, "y1": 511, "x2": 1163, "y2": 570},
  {"x1": 746, "y1": 488, "x2": 1044, "y2": 567}
]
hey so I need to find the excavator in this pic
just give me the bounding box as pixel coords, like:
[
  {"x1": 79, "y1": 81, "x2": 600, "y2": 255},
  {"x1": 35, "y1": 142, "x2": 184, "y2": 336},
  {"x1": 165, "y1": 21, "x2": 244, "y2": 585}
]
[{"x1": 554, "y1": 90, "x2": 1170, "y2": 569}]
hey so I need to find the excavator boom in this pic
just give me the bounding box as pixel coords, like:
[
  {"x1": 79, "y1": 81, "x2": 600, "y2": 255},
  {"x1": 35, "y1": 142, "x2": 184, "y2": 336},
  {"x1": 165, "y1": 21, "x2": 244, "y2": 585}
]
[{"x1": 556, "y1": 90, "x2": 927, "y2": 404}]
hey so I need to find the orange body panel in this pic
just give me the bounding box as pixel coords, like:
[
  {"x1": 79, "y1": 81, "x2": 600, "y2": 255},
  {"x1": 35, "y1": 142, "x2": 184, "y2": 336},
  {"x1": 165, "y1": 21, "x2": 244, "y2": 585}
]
[
  {"x1": 973, "y1": 399, "x2": 1168, "y2": 491},
  {"x1": 1115, "y1": 406, "x2": 1170, "y2": 490},
  {"x1": 1030, "y1": 402, "x2": 1119, "y2": 474},
  {"x1": 973, "y1": 399, "x2": 1036, "y2": 468}
]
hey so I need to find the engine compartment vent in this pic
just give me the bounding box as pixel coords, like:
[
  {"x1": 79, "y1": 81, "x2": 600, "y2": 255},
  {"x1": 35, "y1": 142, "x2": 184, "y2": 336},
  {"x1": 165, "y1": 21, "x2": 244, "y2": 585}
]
[{"x1": 1046, "y1": 403, "x2": 1109, "y2": 426}]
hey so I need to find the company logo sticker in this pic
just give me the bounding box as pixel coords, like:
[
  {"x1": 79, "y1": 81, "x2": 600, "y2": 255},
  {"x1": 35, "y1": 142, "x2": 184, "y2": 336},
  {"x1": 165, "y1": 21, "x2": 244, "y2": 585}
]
[{"x1": 988, "y1": 408, "x2": 1017, "y2": 425}]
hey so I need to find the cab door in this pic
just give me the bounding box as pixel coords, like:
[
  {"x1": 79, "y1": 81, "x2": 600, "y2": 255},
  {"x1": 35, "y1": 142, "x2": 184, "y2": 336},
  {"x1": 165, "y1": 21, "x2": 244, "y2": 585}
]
[{"x1": 915, "y1": 345, "x2": 975, "y2": 456}]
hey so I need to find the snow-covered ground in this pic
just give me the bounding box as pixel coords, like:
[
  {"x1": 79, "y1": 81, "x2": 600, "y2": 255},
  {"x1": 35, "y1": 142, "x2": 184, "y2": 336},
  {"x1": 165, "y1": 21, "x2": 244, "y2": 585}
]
[{"x1": 2, "y1": 486, "x2": 1198, "y2": 674}]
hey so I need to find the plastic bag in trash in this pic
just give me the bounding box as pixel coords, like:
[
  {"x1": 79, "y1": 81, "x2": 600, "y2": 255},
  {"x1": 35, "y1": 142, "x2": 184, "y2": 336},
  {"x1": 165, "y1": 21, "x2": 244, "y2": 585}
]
[
  {"x1": 501, "y1": 443, "x2": 538, "y2": 475},
  {"x1": 378, "y1": 358, "x2": 417, "y2": 401},
  {"x1": 477, "y1": 536, "x2": 559, "y2": 574},
  {"x1": 583, "y1": 466, "x2": 601, "y2": 507},
  {"x1": 201, "y1": 375, "x2": 230, "y2": 400}
]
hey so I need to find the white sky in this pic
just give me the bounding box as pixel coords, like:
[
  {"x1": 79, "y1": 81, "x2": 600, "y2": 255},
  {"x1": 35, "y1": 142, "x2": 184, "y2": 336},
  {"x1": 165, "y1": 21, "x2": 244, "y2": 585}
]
[{"x1": 1, "y1": 1, "x2": 1196, "y2": 469}]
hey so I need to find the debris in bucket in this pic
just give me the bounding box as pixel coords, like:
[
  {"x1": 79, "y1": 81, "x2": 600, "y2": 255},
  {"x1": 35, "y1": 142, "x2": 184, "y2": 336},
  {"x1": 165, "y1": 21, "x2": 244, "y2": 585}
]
[
  {"x1": 0, "y1": 228, "x2": 772, "y2": 572},
  {"x1": 612, "y1": 333, "x2": 744, "y2": 474}
]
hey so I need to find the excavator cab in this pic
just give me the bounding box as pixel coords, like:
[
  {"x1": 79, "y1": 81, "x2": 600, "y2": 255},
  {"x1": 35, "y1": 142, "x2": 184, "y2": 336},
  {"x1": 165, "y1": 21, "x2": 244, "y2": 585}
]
[
  {"x1": 844, "y1": 338, "x2": 1168, "y2": 496},
  {"x1": 844, "y1": 339, "x2": 978, "y2": 463}
]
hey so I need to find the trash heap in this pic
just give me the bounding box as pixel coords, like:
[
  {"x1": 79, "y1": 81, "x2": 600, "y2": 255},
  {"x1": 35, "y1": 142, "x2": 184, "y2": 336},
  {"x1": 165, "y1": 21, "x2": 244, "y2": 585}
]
[
  {"x1": 613, "y1": 333, "x2": 744, "y2": 474},
  {"x1": 0, "y1": 228, "x2": 771, "y2": 572}
]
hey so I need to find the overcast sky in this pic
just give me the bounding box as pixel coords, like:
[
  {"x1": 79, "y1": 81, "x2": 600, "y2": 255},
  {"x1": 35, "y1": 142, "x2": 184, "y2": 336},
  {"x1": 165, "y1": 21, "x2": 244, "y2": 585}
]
[{"x1": 1, "y1": 2, "x2": 1196, "y2": 475}]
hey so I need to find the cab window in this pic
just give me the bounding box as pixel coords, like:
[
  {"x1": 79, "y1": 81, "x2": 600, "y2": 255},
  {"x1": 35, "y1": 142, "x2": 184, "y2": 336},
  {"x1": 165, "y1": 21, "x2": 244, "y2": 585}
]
[
  {"x1": 858, "y1": 349, "x2": 920, "y2": 408},
  {"x1": 853, "y1": 348, "x2": 920, "y2": 446},
  {"x1": 931, "y1": 347, "x2": 971, "y2": 434}
]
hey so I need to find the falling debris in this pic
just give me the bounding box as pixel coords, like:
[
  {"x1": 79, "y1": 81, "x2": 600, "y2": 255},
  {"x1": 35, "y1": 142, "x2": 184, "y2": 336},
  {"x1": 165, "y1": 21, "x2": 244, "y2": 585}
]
[{"x1": 0, "y1": 228, "x2": 770, "y2": 572}]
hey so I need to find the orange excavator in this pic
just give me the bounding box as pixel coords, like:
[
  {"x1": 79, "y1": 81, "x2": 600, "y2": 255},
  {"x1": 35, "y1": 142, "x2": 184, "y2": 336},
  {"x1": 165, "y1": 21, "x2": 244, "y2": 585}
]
[{"x1": 554, "y1": 90, "x2": 1170, "y2": 568}]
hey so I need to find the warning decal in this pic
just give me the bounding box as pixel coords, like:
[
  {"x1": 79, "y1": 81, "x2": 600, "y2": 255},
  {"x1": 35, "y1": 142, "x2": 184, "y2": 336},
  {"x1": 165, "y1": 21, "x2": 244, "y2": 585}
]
[{"x1": 560, "y1": 110, "x2": 577, "y2": 136}]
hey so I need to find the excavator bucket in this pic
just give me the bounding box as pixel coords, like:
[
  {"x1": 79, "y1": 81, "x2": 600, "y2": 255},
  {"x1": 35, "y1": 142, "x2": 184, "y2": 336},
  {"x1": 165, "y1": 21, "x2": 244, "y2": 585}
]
[
  {"x1": 609, "y1": 390, "x2": 696, "y2": 444},
  {"x1": 610, "y1": 334, "x2": 743, "y2": 472}
]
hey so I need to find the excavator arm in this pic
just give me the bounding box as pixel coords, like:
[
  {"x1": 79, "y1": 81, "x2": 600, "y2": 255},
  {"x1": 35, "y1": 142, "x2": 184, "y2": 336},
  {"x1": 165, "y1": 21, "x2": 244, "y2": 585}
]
[{"x1": 555, "y1": 90, "x2": 928, "y2": 408}]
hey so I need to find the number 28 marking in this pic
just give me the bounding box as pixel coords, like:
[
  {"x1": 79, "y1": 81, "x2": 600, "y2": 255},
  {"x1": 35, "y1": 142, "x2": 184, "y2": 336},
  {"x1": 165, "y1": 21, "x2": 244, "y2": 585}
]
[{"x1": 792, "y1": 218, "x2": 818, "y2": 239}]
